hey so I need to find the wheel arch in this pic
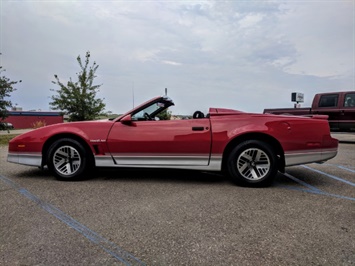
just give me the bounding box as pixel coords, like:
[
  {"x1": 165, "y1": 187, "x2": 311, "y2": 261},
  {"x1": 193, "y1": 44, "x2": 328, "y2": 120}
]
[
  {"x1": 221, "y1": 132, "x2": 285, "y2": 173},
  {"x1": 42, "y1": 133, "x2": 95, "y2": 167}
]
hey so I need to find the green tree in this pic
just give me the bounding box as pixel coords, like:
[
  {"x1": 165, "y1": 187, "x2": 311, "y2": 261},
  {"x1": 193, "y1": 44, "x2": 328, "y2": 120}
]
[
  {"x1": 156, "y1": 109, "x2": 172, "y2": 120},
  {"x1": 0, "y1": 58, "x2": 21, "y2": 128},
  {"x1": 50, "y1": 51, "x2": 106, "y2": 121}
]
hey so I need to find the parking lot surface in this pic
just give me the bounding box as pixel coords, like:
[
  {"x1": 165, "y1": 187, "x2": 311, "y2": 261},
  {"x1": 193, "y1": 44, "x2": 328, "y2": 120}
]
[{"x1": 0, "y1": 143, "x2": 354, "y2": 265}]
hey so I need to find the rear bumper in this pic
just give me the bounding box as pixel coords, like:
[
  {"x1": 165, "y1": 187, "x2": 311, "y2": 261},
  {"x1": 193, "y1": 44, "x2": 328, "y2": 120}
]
[{"x1": 285, "y1": 148, "x2": 338, "y2": 167}]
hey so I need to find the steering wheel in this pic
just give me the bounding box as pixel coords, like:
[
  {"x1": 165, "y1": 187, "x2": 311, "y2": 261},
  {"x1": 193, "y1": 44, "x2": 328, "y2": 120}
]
[
  {"x1": 144, "y1": 112, "x2": 152, "y2": 121},
  {"x1": 193, "y1": 111, "x2": 205, "y2": 119}
]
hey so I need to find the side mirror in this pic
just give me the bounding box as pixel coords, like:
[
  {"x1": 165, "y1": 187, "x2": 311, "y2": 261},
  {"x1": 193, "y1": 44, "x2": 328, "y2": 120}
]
[{"x1": 120, "y1": 114, "x2": 132, "y2": 124}]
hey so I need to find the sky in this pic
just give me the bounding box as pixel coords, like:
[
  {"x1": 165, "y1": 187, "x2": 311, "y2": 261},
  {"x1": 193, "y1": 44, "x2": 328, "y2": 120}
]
[{"x1": 1, "y1": 0, "x2": 354, "y2": 116}]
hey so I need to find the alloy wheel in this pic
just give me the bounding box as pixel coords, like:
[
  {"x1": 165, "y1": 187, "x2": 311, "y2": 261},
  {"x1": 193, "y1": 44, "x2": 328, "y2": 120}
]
[
  {"x1": 236, "y1": 148, "x2": 271, "y2": 181},
  {"x1": 53, "y1": 145, "x2": 81, "y2": 176}
]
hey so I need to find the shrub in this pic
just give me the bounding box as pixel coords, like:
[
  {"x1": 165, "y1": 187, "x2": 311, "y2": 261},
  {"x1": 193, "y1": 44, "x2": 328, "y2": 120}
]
[{"x1": 32, "y1": 120, "x2": 47, "y2": 129}]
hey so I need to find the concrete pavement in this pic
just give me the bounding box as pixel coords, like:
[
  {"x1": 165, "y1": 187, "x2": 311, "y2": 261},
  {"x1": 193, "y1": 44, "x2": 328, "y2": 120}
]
[{"x1": 331, "y1": 132, "x2": 355, "y2": 143}]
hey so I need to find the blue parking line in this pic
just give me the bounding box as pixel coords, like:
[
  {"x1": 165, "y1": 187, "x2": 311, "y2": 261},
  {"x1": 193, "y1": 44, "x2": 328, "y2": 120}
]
[
  {"x1": 302, "y1": 165, "x2": 355, "y2": 187},
  {"x1": 337, "y1": 165, "x2": 355, "y2": 173},
  {"x1": 323, "y1": 163, "x2": 355, "y2": 174},
  {"x1": 0, "y1": 174, "x2": 146, "y2": 266},
  {"x1": 281, "y1": 173, "x2": 355, "y2": 201},
  {"x1": 281, "y1": 185, "x2": 355, "y2": 201},
  {"x1": 282, "y1": 172, "x2": 322, "y2": 193}
]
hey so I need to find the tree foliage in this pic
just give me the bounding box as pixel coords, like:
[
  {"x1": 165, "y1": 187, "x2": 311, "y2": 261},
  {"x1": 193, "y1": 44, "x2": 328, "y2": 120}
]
[
  {"x1": 156, "y1": 109, "x2": 172, "y2": 120},
  {"x1": 50, "y1": 51, "x2": 105, "y2": 121},
  {"x1": 0, "y1": 58, "x2": 21, "y2": 126}
]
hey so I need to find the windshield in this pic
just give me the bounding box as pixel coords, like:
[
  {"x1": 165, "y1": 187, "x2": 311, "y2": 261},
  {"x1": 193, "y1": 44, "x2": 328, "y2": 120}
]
[
  {"x1": 132, "y1": 102, "x2": 164, "y2": 120},
  {"x1": 111, "y1": 96, "x2": 175, "y2": 121}
]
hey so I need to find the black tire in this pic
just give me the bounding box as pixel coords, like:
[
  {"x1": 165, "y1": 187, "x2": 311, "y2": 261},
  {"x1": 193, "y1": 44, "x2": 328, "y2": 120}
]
[
  {"x1": 47, "y1": 138, "x2": 93, "y2": 181},
  {"x1": 227, "y1": 140, "x2": 278, "y2": 187}
]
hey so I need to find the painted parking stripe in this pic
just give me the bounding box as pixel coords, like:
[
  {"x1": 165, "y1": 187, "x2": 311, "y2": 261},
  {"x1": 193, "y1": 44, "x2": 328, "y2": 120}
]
[
  {"x1": 324, "y1": 164, "x2": 355, "y2": 174},
  {"x1": 282, "y1": 172, "x2": 322, "y2": 193},
  {"x1": 282, "y1": 173, "x2": 355, "y2": 201},
  {"x1": 302, "y1": 165, "x2": 355, "y2": 187},
  {"x1": 0, "y1": 174, "x2": 146, "y2": 266},
  {"x1": 282, "y1": 185, "x2": 355, "y2": 201},
  {"x1": 336, "y1": 165, "x2": 355, "y2": 173}
]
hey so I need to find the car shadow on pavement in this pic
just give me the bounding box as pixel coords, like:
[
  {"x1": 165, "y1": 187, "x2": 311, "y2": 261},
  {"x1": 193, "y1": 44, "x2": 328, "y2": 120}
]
[
  {"x1": 10, "y1": 167, "x2": 230, "y2": 185},
  {"x1": 10, "y1": 166, "x2": 327, "y2": 189},
  {"x1": 13, "y1": 168, "x2": 53, "y2": 180},
  {"x1": 94, "y1": 168, "x2": 230, "y2": 185},
  {"x1": 277, "y1": 167, "x2": 331, "y2": 189}
]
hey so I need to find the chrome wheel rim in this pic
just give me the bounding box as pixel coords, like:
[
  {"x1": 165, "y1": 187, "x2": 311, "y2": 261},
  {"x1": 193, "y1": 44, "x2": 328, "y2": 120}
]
[
  {"x1": 237, "y1": 148, "x2": 270, "y2": 181},
  {"x1": 53, "y1": 145, "x2": 81, "y2": 176}
]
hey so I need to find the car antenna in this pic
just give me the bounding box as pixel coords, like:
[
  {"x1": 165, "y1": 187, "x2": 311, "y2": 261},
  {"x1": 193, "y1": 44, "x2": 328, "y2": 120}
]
[{"x1": 132, "y1": 81, "x2": 135, "y2": 108}]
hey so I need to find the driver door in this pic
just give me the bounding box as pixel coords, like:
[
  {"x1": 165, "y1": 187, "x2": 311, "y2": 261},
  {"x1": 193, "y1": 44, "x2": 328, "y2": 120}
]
[{"x1": 106, "y1": 118, "x2": 211, "y2": 166}]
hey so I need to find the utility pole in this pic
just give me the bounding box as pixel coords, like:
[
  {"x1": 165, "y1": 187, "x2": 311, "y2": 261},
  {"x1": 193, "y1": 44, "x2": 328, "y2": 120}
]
[{"x1": 132, "y1": 82, "x2": 135, "y2": 108}]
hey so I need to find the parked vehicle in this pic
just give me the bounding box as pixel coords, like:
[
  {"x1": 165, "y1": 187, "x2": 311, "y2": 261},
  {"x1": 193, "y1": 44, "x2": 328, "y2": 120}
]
[
  {"x1": 0, "y1": 122, "x2": 14, "y2": 130},
  {"x1": 8, "y1": 96, "x2": 338, "y2": 187},
  {"x1": 264, "y1": 91, "x2": 355, "y2": 131}
]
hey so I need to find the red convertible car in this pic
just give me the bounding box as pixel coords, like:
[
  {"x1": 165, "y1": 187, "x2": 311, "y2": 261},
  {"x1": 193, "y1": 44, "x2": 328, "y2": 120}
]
[{"x1": 7, "y1": 96, "x2": 338, "y2": 187}]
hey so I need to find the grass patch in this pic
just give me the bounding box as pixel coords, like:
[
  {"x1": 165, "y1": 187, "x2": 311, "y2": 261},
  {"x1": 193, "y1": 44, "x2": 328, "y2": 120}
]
[{"x1": 0, "y1": 134, "x2": 18, "y2": 146}]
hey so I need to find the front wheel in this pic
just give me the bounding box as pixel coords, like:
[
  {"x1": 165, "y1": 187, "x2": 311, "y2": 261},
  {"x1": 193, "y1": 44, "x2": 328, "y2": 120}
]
[
  {"x1": 47, "y1": 138, "x2": 92, "y2": 181},
  {"x1": 227, "y1": 140, "x2": 278, "y2": 187}
]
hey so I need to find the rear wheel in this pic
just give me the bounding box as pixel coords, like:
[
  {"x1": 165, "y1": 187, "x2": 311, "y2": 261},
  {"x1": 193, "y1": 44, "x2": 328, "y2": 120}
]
[
  {"x1": 47, "y1": 138, "x2": 92, "y2": 181},
  {"x1": 227, "y1": 140, "x2": 278, "y2": 187}
]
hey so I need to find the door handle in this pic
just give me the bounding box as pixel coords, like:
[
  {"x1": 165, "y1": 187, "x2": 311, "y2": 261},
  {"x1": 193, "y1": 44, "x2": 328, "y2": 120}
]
[{"x1": 192, "y1": 127, "x2": 204, "y2": 131}]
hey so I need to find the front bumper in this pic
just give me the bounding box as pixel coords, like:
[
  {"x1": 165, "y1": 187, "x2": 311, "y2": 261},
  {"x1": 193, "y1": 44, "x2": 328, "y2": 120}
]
[{"x1": 7, "y1": 152, "x2": 42, "y2": 167}]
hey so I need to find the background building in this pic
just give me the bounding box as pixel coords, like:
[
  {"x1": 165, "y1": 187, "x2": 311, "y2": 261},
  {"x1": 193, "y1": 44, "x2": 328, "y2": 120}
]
[{"x1": 4, "y1": 111, "x2": 63, "y2": 129}]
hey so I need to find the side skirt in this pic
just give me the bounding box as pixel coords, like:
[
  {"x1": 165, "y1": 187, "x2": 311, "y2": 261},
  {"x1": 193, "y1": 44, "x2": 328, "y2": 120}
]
[{"x1": 94, "y1": 155, "x2": 222, "y2": 171}]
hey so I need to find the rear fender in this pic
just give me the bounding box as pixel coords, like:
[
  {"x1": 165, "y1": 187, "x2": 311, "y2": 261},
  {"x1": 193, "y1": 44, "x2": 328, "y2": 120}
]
[{"x1": 222, "y1": 133, "x2": 285, "y2": 173}]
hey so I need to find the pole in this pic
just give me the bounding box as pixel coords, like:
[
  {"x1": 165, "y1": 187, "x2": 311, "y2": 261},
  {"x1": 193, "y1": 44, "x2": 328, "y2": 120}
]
[{"x1": 132, "y1": 82, "x2": 135, "y2": 108}]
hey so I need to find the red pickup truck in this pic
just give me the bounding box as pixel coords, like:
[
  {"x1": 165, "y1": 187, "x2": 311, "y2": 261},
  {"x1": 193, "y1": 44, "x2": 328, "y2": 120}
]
[{"x1": 264, "y1": 91, "x2": 355, "y2": 131}]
